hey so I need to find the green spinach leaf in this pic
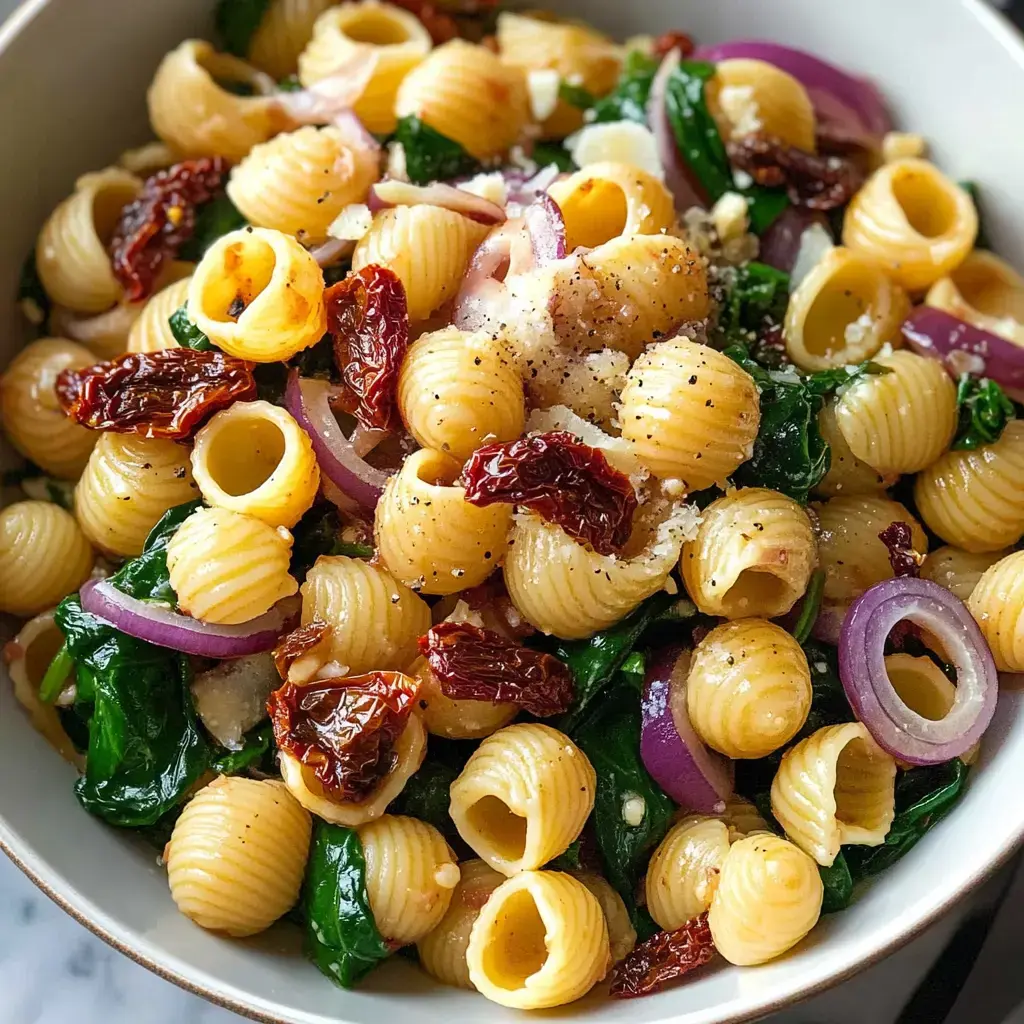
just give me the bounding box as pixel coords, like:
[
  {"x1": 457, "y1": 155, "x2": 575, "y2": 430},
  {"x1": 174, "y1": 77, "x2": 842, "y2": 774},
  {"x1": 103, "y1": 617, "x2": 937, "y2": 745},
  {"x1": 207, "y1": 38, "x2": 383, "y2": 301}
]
[
  {"x1": 714, "y1": 262, "x2": 791, "y2": 354},
  {"x1": 17, "y1": 247, "x2": 50, "y2": 327},
  {"x1": 169, "y1": 304, "x2": 213, "y2": 351},
  {"x1": 530, "y1": 141, "x2": 576, "y2": 173},
  {"x1": 545, "y1": 838, "x2": 583, "y2": 872},
  {"x1": 214, "y1": 0, "x2": 271, "y2": 57},
  {"x1": 952, "y1": 375, "x2": 1016, "y2": 451},
  {"x1": 304, "y1": 822, "x2": 391, "y2": 987},
  {"x1": 819, "y1": 850, "x2": 854, "y2": 913},
  {"x1": 559, "y1": 80, "x2": 596, "y2": 111},
  {"x1": 792, "y1": 569, "x2": 826, "y2": 645},
  {"x1": 210, "y1": 721, "x2": 275, "y2": 776},
  {"x1": 290, "y1": 503, "x2": 373, "y2": 583},
  {"x1": 394, "y1": 116, "x2": 480, "y2": 185},
  {"x1": 178, "y1": 194, "x2": 248, "y2": 261},
  {"x1": 389, "y1": 758, "x2": 459, "y2": 839},
  {"x1": 590, "y1": 50, "x2": 660, "y2": 124}
]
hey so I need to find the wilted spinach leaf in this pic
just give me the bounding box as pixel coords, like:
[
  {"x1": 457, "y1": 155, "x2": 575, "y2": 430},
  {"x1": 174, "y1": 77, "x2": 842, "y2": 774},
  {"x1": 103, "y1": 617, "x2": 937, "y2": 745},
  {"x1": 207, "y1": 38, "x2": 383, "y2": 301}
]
[
  {"x1": 952, "y1": 375, "x2": 1016, "y2": 451},
  {"x1": 819, "y1": 850, "x2": 854, "y2": 913},
  {"x1": 291, "y1": 334, "x2": 337, "y2": 380},
  {"x1": 210, "y1": 721, "x2": 275, "y2": 776},
  {"x1": 530, "y1": 141, "x2": 576, "y2": 173},
  {"x1": 546, "y1": 838, "x2": 583, "y2": 872},
  {"x1": 714, "y1": 262, "x2": 790, "y2": 353},
  {"x1": 559, "y1": 80, "x2": 596, "y2": 111},
  {"x1": 178, "y1": 194, "x2": 248, "y2": 260},
  {"x1": 394, "y1": 116, "x2": 480, "y2": 185},
  {"x1": 169, "y1": 304, "x2": 212, "y2": 351},
  {"x1": 214, "y1": 0, "x2": 271, "y2": 57},
  {"x1": 290, "y1": 503, "x2": 373, "y2": 583},
  {"x1": 590, "y1": 50, "x2": 660, "y2": 124},
  {"x1": 792, "y1": 570, "x2": 826, "y2": 645},
  {"x1": 390, "y1": 758, "x2": 460, "y2": 840}
]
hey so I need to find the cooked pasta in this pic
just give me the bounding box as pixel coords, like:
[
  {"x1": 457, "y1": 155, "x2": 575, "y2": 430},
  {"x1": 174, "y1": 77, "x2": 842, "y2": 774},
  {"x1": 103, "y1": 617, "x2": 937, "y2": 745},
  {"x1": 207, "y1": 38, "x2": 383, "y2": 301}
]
[
  {"x1": 375, "y1": 447, "x2": 511, "y2": 595},
  {"x1": 0, "y1": 502, "x2": 93, "y2": 617},
  {"x1": 813, "y1": 495, "x2": 928, "y2": 607},
  {"x1": 74, "y1": 433, "x2": 199, "y2": 557},
  {"x1": 126, "y1": 275, "x2": 192, "y2": 353},
  {"x1": 708, "y1": 834, "x2": 823, "y2": 966},
  {"x1": 783, "y1": 246, "x2": 909, "y2": 372},
  {"x1": 147, "y1": 40, "x2": 286, "y2": 161},
  {"x1": 35, "y1": 167, "x2": 140, "y2": 314},
  {"x1": 681, "y1": 487, "x2": 817, "y2": 619},
  {"x1": 397, "y1": 327, "x2": 525, "y2": 461},
  {"x1": 166, "y1": 506, "x2": 298, "y2": 624},
  {"x1": 720, "y1": 798, "x2": 771, "y2": 839},
  {"x1": 914, "y1": 420, "x2": 1024, "y2": 553},
  {"x1": 299, "y1": 1, "x2": 432, "y2": 134},
  {"x1": 884, "y1": 653, "x2": 965, "y2": 730},
  {"x1": 618, "y1": 337, "x2": 761, "y2": 488},
  {"x1": 190, "y1": 400, "x2": 320, "y2": 528},
  {"x1": 925, "y1": 249, "x2": 1024, "y2": 344},
  {"x1": 352, "y1": 207, "x2": 489, "y2": 322},
  {"x1": 771, "y1": 722, "x2": 897, "y2": 867},
  {"x1": 707, "y1": 58, "x2": 817, "y2": 152},
  {"x1": 227, "y1": 125, "x2": 378, "y2": 243},
  {"x1": 814, "y1": 398, "x2": 898, "y2": 498},
  {"x1": 842, "y1": 158, "x2": 978, "y2": 292},
  {"x1": 408, "y1": 655, "x2": 518, "y2": 739},
  {"x1": 547, "y1": 162, "x2": 676, "y2": 251},
  {"x1": 833, "y1": 351, "x2": 958, "y2": 475},
  {"x1": 573, "y1": 872, "x2": 636, "y2": 963},
  {"x1": 921, "y1": 545, "x2": 1012, "y2": 603},
  {"x1": 687, "y1": 619, "x2": 812, "y2": 759},
  {"x1": 300, "y1": 555, "x2": 431, "y2": 673},
  {"x1": 449, "y1": 723, "x2": 595, "y2": 875},
  {"x1": 465, "y1": 870, "x2": 610, "y2": 1009},
  {"x1": 165, "y1": 776, "x2": 312, "y2": 937},
  {"x1": 968, "y1": 551, "x2": 1024, "y2": 672},
  {"x1": 646, "y1": 815, "x2": 732, "y2": 931},
  {"x1": 395, "y1": 40, "x2": 528, "y2": 160},
  {"x1": 0, "y1": 337, "x2": 98, "y2": 478},
  {"x1": 358, "y1": 815, "x2": 460, "y2": 945},
  {"x1": 418, "y1": 858, "x2": 506, "y2": 989},
  {"x1": 246, "y1": 0, "x2": 335, "y2": 80}
]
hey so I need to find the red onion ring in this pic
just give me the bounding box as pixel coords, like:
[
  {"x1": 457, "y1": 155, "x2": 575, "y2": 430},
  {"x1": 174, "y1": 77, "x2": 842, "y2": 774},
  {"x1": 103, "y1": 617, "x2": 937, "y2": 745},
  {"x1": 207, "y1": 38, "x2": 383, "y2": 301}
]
[
  {"x1": 640, "y1": 647, "x2": 735, "y2": 813},
  {"x1": 758, "y1": 205, "x2": 829, "y2": 274},
  {"x1": 80, "y1": 579, "x2": 298, "y2": 659},
  {"x1": 308, "y1": 237, "x2": 356, "y2": 268},
  {"x1": 368, "y1": 179, "x2": 505, "y2": 225},
  {"x1": 902, "y1": 306, "x2": 1024, "y2": 401},
  {"x1": 839, "y1": 577, "x2": 998, "y2": 765},
  {"x1": 506, "y1": 164, "x2": 563, "y2": 206},
  {"x1": 284, "y1": 372, "x2": 392, "y2": 509}
]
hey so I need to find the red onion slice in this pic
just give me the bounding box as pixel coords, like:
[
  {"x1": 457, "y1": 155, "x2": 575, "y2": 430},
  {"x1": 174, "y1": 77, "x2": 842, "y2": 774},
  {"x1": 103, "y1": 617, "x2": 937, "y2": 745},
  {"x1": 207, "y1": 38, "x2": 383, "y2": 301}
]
[
  {"x1": 506, "y1": 164, "x2": 563, "y2": 206},
  {"x1": 368, "y1": 179, "x2": 505, "y2": 225},
  {"x1": 641, "y1": 647, "x2": 735, "y2": 813},
  {"x1": 523, "y1": 194, "x2": 566, "y2": 263},
  {"x1": 80, "y1": 579, "x2": 297, "y2": 659},
  {"x1": 274, "y1": 52, "x2": 379, "y2": 126},
  {"x1": 839, "y1": 577, "x2": 998, "y2": 765},
  {"x1": 308, "y1": 237, "x2": 355, "y2": 268},
  {"x1": 902, "y1": 306, "x2": 1024, "y2": 401},
  {"x1": 758, "y1": 205, "x2": 830, "y2": 274},
  {"x1": 284, "y1": 372, "x2": 391, "y2": 508}
]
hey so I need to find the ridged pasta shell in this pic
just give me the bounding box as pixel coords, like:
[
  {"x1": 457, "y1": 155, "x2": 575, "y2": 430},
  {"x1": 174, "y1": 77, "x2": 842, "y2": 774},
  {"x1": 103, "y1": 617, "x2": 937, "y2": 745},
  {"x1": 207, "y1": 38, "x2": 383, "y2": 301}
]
[
  {"x1": 969, "y1": 550, "x2": 1024, "y2": 672},
  {"x1": 127, "y1": 275, "x2": 191, "y2": 353},
  {"x1": 814, "y1": 399, "x2": 897, "y2": 499},
  {"x1": 572, "y1": 871, "x2": 637, "y2": 964},
  {"x1": 925, "y1": 249, "x2": 1024, "y2": 345},
  {"x1": 408, "y1": 655, "x2": 518, "y2": 740},
  {"x1": 247, "y1": 0, "x2": 336, "y2": 80},
  {"x1": 921, "y1": 544, "x2": 1012, "y2": 603}
]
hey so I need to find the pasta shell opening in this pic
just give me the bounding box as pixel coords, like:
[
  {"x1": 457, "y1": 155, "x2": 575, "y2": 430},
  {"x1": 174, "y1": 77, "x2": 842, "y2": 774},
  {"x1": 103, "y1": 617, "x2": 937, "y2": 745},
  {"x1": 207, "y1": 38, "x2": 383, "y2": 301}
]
[
  {"x1": 463, "y1": 795, "x2": 529, "y2": 864},
  {"x1": 479, "y1": 887, "x2": 550, "y2": 991},
  {"x1": 337, "y1": 5, "x2": 419, "y2": 46},
  {"x1": 202, "y1": 411, "x2": 285, "y2": 496},
  {"x1": 721, "y1": 569, "x2": 794, "y2": 619},
  {"x1": 193, "y1": 232, "x2": 278, "y2": 325},
  {"x1": 890, "y1": 164, "x2": 959, "y2": 239},
  {"x1": 833, "y1": 732, "x2": 897, "y2": 839}
]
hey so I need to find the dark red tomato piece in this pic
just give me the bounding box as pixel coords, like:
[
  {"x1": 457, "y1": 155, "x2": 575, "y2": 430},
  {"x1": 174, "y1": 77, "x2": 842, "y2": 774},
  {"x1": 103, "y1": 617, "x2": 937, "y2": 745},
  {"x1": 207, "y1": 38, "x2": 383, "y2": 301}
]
[{"x1": 609, "y1": 912, "x2": 716, "y2": 998}]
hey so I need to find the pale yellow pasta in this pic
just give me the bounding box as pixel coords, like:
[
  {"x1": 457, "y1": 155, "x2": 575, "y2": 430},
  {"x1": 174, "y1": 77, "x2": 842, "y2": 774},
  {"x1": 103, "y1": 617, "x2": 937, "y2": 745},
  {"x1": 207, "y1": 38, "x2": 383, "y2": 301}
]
[
  {"x1": 75, "y1": 433, "x2": 199, "y2": 557},
  {"x1": 969, "y1": 551, "x2": 1024, "y2": 672},
  {"x1": 375, "y1": 448, "x2": 511, "y2": 595},
  {"x1": 926, "y1": 250, "x2": 1024, "y2": 344},
  {"x1": 720, "y1": 797, "x2": 771, "y2": 839},
  {"x1": 687, "y1": 619, "x2": 812, "y2": 760},
  {"x1": 450, "y1": 723, "x2": 595, "y2": 875},
  {"x1": 35, "y1": 168, "x2": 140, "y2": 313},
  {"x1": 833, "y1": 350, "x2": 958, "y2": 475},
  {"x1": 618, "y1": 337, "x2": 760, "y2": 489},
  {"x1": 352, "y1": 206, "x2": 489, "y2": 322},
  {"x1": 503, "y1": 505, "x2": 697, "y2": 640},
  {"x1": 885, "y1": 653, "x2": 964, "y2": 724},
  {"x1": 358, "y1": 815, "x2": 460, "y2": 945},
  {"x1": 166, "y1": 507, "x2": 298, "y2": 624},
  {"x1": 547, "y1": 162, "x2": 676, "y2": 251},
  {"x1": 466, "y1": 870, "x2": 609, "y2": 1009},
  {"x1": 166, "y1": 776, "x2": 312, "y2": 937},
  {"x1": 0, "y1": 502, "x2": 94, "y2": 617},
  {"x1": 813, "y1": 495, "x2": 928, "y2": 606},
  {"x1": 582, "y1": 234, "x2": 710, "y2": 360},
  {"x1": 771, "y1": 722, "x2": 896, "y2": 867},
  {"x1": 573, "y1": 872, "x2": 636, "y2": 964},
  {"x1": 706, "y1": 58, "x2": 816, "y2": 152},
  {"x1": 397, "y1": 327, "x2": 524, "y2": 460},
  {"x1": 300, "y1": 555, "x2": 431, "y2": 672},
  {"x1": 708, "y1": 834, "x2": 823, "y2": 966},
  {"x1": 227, "y1": 125, "x2": 378, "y2": 243},
  {"x1": 408, "y1": 655, "x2": 518, "y2": 740},
  {"x1": 0, "y1": 337, "x2": 97, "y2": 478},
  {"x1": 681, "y1": 487, "x2": 816, "y2": 619},
  {"x1": 646, "y1": 816, "x2": 732, "y2": 931},
  {"x1": 783, "y1": 247, "x2": 910, "y2": 371},
  {"x1": 280, "y1": 710, "x2": 426, "y2": 825},
  {"x1": 395, "y1": 40, "x2": 529, "y2": 160},
  {"x1": 188, "y1": 227, "x2": 326, "y2": 361},
  {"x1": 117, "y1": 140, "x2": 178, "y2": 177},
  {"x1": 127, "y1": 276, "x2": 192, "y2": 353},
  {"x1": 843, "y1": 158, "x2": 978, "y2": 292},
  {"x1": 814, "y1": 399, "x2": 897, "y2": 498},
  {"x1": 247, "y1": 0, "x2": 336, "y2": 80},
  {"x1": 914, "y1": 420, "x2": 1024, "y2": 553},
  {"x1": 921, "y1": 545, "x2": 1012, "y2": 603},
  {"x1": 418, "y1": 859, "x2": 505, "y2": 989},
  {"x1": 190, "y1": 400, "x2": 320, "y2": 528},
  {"x1": 299, "y1": 1, "x2": 432, "y2": 134},
  {"x1": 147, "y1": 40, "x2": 286, "y2": 161}
]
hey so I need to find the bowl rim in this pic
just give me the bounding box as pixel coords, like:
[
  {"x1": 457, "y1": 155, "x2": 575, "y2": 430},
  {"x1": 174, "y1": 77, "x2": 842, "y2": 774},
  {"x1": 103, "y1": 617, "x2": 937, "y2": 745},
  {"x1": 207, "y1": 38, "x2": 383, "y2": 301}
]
[{"x1": 3, "y1": 0, "x2": 1024, "y2": 1020}]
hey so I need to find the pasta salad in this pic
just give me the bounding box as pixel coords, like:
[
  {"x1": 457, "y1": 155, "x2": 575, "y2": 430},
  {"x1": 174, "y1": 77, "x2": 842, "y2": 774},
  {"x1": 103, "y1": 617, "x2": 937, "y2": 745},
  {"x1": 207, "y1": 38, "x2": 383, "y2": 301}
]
[{"x1": 2, "y1": 0, "x2": 1022, "y2": 1008}]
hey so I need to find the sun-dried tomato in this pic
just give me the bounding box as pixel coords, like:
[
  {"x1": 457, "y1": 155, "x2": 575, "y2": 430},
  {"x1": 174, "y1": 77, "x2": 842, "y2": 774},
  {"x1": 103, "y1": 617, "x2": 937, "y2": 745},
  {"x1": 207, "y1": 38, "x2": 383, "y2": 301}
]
[
  {"x1": 55, "y1": 349, "x2": 256, "y2": 440},
  {"x1": 878, "y1": 521, "x2": 922, "y2": 579},
  {"x1": 463, "y1": 431, "x2": 637, "y2": 555},
  {"x1": 652, "y1": 30, "x2": 696, "y2": 59},
  {"x1": 609, "y1": 913, "x2": 716, "y2": 999},
  {"x1": 268, "y1": 671, "x2": 420, "y2": 802},
  {"x1": 419, "y1": 622, "x2": 573, "y2": 716},
  {"x1": 110, "y1": 158, "x2": 227, "y2": 301},
  {"x1": 726, "y1": 134, "x2": 865, "y2": 212},
  {"x1": 273, "y1": 620, "x2": 332, "y2": 681},
  {"x1": 325, "y1": 265, "x2": 409, "y2": 432}
]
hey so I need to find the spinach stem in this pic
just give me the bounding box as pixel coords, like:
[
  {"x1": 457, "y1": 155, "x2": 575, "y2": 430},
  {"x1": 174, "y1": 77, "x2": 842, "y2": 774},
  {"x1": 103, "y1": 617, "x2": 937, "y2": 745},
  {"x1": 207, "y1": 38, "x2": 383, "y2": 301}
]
[
  {"x1": 39, "y1": 643, "x2": 73, "y2": 703},
  {"x1": 793, "y1": 569, "x2": 826, "y2": 644}
]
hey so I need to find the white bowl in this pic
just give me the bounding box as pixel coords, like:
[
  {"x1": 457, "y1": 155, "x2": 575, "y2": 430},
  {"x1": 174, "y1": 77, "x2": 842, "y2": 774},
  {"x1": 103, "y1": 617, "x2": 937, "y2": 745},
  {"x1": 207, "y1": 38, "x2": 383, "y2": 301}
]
[{"x1": 2, "y1": 0, "x2": 1024, "y2": 1021}]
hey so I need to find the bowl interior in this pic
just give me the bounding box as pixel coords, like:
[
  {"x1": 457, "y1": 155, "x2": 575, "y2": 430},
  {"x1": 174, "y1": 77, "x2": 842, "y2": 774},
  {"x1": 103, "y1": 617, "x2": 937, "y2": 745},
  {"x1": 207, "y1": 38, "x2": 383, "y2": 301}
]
[{"x1": 2, "y1": 1, "x2": 1024, "y2": 1022}]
